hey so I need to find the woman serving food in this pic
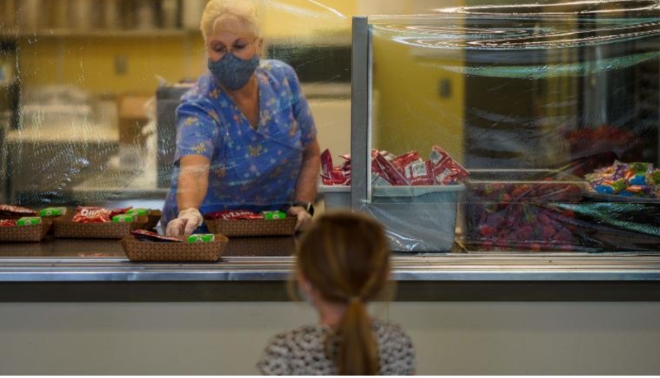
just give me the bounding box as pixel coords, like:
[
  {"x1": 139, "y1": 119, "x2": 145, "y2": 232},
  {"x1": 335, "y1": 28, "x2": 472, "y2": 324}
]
[{"x1": 162, "y1": 0, "x2": 320, "y2": 236}]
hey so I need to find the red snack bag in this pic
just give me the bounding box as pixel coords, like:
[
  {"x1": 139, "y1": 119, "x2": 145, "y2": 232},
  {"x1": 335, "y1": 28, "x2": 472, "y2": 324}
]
[
  {"x1": 72, "y1": 207, "x2": 112, "y2": 223},
  {"x1": 448, "y1": 159, "x2": 469, "y2": 181},
  {"x1": 206, "y1": 210, "x2": 264, "y2": 220},
  {"x1": 373, "y1": 153, "x2": 409, "y2": 185},
  {"x1": 320, "y1": 149, "x2": 333, "y2": 177},
  {"x1": 432, "y1": 158, "x2": 459, "y2": 185},
  {"x1": 0, "y1": 219, "x2": 17, "y2": 227},
  {"x1": 131, "y1": 229, "x2": 183, "y2": 243},
  {"x1": 0, "y1": 205, "x2": 37, "y2": 216},
  {"x1": 391, "y1": 151, "x2": 421, "y2": 172},
  {"x1": 406, "y1": 160, "x2": 435, "y2": 186},
  {"x1": 430, "y1": 145, "x2": 451, "y2": 166}
]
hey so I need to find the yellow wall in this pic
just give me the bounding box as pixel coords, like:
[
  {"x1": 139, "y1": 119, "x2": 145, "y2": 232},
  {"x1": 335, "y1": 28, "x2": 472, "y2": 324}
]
[
  {"x1": 19, "y1": 35, "x2": 206, "y2": 95},
  {"x1": 371, "y1": 25, "x2": 466, "y2": 162}
]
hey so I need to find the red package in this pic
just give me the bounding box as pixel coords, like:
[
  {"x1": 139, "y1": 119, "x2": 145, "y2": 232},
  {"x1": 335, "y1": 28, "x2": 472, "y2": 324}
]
[
  {"x1": 0, "y1": 205, "x2": 36, "y2": 216},
  {"x1": 391, "y1": 151, "x2": 421, "y2": 171},
  {"x1": 132, "y1": 229, "x2": 182, "y2": 243},
  {"x1": 72, "y1": 207, "x2": 112, "y2": 223},
  {"x1": 430, "y1": 145, "x2": 451, "y2": 166},
  {"x1": 206, "y1": 210, "x2": 264, "y2": 220},
  {"x1": 449, "y1": 159, "x2": 469, "y2": 180},
  {"x1": 320, "y1": 149, "x2": 333, "y2": 176},
  {"x1": 373, "y1": 153, "x2": 409, "y2": 185},
  {"x1": 405, "y1": 160, "x2": 435, "y2": 186},
  {"x1": 432, "y1": 158, "x2": 459, "y2": 185},
  {"x1": 0, "y1": 219, "x2": 17, "y2": 227}
]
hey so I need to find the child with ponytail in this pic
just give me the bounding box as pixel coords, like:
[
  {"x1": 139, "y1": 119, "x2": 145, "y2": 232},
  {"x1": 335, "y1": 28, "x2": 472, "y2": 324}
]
[{"x1": 257, "y1": 211, "x2": 415, "y2": 375}]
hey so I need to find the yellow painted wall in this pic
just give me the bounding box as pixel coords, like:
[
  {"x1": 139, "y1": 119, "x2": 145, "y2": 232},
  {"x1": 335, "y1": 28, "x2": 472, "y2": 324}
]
[{"x1": 371, "y1": 23, "x2": 466, "y2": 162}]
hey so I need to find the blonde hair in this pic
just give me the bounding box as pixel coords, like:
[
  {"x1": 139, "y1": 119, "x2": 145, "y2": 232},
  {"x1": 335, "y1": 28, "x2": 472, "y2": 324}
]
[
  {"x1": 295, "y1": 211, "x2": 392, "y2": 375},
  {"x1": 200, "y1": 0, "x2": 261, "y2": 41}
]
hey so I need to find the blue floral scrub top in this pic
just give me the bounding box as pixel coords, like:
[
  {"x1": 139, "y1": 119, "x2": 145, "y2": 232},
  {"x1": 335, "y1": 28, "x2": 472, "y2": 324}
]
[{"x1": 161, "y1": 60, "x2": 317, "y2": 226}]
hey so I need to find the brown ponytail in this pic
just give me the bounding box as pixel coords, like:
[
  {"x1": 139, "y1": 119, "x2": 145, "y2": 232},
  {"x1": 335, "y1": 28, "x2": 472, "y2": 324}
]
[
  {"x1": 295, "y1": 211, "x2": 391, "y2": 375},
  {"x1": 336, "y1": 299, "x2": 379, "y2": 375}
]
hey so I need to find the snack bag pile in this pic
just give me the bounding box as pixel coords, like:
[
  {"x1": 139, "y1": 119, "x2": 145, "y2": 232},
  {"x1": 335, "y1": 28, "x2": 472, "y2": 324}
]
[
  {"x1": 321, "y1": 145, "x2": 468, "y2": 186},
  {"x1": 0, "y1": 205, "x2": 36, "y2": 217},
  {"x1": 585, "y1": 161, "x2": 660, "y2": 198}
]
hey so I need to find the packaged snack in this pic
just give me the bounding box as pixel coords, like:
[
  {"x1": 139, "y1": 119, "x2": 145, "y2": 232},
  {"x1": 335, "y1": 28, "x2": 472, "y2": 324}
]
[
  {"x1": 39, "y1": 207, "x2": 67, "y2": 217},
  {"x1": 262, "y1": 211, "x2": 287, "y2": 220},
  {"x1": 131, "y1": 229, "x2": 182, "y2": 243},
  {"x1": 0, "y1": 219, "x2": 17, "y2": 227},
  {"x1": 206, "y1": 209, "x2": 264, "y2": 220},
  {"x1": 112, "y1": 214, "x2": 136, "y2": 223},
  {"x1": 72, "y1": 207, "x2": 113, "y2": 223},
  {"x1": 17, "y1": 217, "x2": 42, "y2": 226},
  {"x1": 186, "y1": 234, "x2": 215, "y2": 243},
  {"x1": 125, "y1": 208, "x2": 150, "y2": 216},
  {"x1": 0, "y1": 205, "x2": 36, "y2": 217}
]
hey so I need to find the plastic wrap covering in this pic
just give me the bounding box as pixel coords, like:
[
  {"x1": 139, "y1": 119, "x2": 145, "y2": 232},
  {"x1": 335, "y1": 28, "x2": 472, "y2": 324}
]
[{"x1": 325, "y1": 1, "x2": 660, "y2": 252}]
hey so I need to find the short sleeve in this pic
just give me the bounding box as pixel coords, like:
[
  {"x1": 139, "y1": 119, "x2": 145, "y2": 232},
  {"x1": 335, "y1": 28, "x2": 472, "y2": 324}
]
[
  {"x1": 256, "y1": 333, "x2": 293, "y2": 375},
  {"x1": 173, "y1": 99, "x2": 220, "y2": 163},
  {"x1": 283, "y1": 65, "x2": 317, "y2": 148}
]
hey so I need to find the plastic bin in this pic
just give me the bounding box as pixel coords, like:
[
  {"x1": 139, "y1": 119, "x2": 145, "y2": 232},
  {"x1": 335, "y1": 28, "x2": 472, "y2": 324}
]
[{"x1": 319, "y1": 184, "x2": 465, "y2": 252}]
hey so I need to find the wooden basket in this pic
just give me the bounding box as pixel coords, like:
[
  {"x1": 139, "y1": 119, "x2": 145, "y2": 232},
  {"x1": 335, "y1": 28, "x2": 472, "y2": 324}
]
[
  {"x1": 54, "y1": 216, "x2": 148, "y2": 239},
  {"x1": 0, "y1": 220, "x2": 52, "y2": 242},
  {"x1": 120, "y1": 234, "x2": 229, "y2": 262},
  {"x1": 206, "y1": 217, "x2": 297, "y2": 237},
  {"x1": 224, "y1": 237, "x2": 296, "y2": 257}
]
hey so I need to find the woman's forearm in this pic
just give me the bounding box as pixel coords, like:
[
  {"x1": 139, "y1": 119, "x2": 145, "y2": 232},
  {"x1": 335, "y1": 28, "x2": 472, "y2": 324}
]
[
  {"x1": 295, "y1": 139, "x2": 321, "y2": 203},
  {"x1": 177, "y1": 155, "x2": 211, "y2": 211}
]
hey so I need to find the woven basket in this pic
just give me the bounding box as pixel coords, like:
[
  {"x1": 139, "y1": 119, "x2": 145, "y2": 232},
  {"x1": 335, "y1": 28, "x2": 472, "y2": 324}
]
[
  {"x1": 206, "y1": 217, "x2": 297, "y2": 237},
  {"x1": 54, "y1": 216, "x2": 148, "y2": 239},
  {"x1": 0, "y1": 220, "x2": 52, "y2": 242},
  {"x1": 224, "y1": 236, "x2": 296, "y2": 257},
  {"x1": 121, "y1": 234, "x2": 229, "y2": 262}
]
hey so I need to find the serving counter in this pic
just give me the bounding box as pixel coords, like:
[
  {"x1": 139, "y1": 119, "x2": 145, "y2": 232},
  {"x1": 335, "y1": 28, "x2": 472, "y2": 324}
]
[{"x1": 2, "y1": 237, "x2": 660, "y2": 302}]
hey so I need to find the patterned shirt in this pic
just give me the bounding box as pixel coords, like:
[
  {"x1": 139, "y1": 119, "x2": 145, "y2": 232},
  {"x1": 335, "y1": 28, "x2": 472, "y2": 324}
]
[
  {"x1": 257, "y1": 319, "x2": 416, "y2": 375},
  {"x1": 162, "y1": 60, "x2": 316, "y2": 225}
]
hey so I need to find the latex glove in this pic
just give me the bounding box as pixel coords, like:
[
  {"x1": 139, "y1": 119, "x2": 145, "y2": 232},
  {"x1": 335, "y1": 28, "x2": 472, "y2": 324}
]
[
  {"x1": 288, "y1": 206, "x2": 313, "y2": 232},
  {"x1": 166, "y1": 208, "x2": 203, "y2": 236}
]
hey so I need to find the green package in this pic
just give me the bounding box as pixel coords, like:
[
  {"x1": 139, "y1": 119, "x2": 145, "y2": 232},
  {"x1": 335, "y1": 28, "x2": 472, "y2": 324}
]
[
  {"x1": 611, "y1": 178, "x2": 628, "y2": 193},
  {"x1": 112, "y1": 214, "x2": 136, "y2": 223},
  {"x1": 17, "y1": 217, "x2": 42, "y2": 226},
  {"x1": 125, "y1": 208, "x2": 150, "y2": 216},
  {"x1": 187, "y1": 234, "x2": 215, "y2": 243},
  {"x1": 39, "y1": 207, "x2": 66, "y2": 217},
  {"x1": 262, "y1": 211, "x2": 287, "y2": 220}
]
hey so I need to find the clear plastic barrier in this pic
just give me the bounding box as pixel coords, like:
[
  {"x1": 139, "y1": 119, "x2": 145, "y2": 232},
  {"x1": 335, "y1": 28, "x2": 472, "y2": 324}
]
[{"x1": 321, "y1": 1, "x2": 660, "y2": 252}]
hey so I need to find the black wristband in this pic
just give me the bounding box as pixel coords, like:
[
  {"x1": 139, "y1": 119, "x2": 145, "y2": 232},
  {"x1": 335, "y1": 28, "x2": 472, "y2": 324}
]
[{"x1": 292, "y1": 201, "x2": 314, "y2": 216}]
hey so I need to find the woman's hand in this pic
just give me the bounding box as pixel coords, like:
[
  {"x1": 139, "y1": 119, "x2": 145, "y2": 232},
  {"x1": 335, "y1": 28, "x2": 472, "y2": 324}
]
[
  {"x1": 288, "y1": 205, "x2": 313, "y2": 231},
  {"x1": 166, "y1": 208, "x2": 204, "y2": 236}
]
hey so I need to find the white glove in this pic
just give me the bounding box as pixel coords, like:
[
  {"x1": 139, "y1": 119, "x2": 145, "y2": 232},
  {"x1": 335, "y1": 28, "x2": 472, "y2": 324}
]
[
  {"x1": 166, "y1": 208, "x2": 204, "y2": 236},
  {"x1": 288, "y1": 206, "x2": 313, "y2": 231}
]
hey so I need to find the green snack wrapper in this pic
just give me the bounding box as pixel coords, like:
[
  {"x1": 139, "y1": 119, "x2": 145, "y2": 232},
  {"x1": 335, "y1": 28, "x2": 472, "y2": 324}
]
[
  {"x1": 262, "y1": 211, "x2": 287, "y2": 220},
  {"x1": 39, "y1": 207, "x2": 66, "y2": 217},
  {"x1": 611, "y1": 178, "x2": 628, "y2": 193},
  {"x1": 187, "y1": 234, "x2": 215, "y2": 243},
  {"x1": 125, "y1": 208, "x2": 150, "y2": 216},
  {"x1": 17, "y1": 217, "x2": 42, "y2": 226},
  {"x1": 112, "y1": 214, "x2": 136, "y2": 223}
]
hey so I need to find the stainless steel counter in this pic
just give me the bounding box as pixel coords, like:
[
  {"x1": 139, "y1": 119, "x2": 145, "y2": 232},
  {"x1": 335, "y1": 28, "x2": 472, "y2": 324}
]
[{"x1": 1, "y1": 238, "x2": 660, "y2": 301}]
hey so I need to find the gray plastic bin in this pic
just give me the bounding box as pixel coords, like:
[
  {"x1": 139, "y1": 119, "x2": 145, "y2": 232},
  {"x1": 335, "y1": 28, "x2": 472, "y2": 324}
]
[{"x1": 320, "y1": 184, "x2": 465, "y2": 252}]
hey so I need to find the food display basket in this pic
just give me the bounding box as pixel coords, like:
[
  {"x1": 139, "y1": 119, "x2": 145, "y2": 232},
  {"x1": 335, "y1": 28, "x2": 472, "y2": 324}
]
[
  {"x1": 121, "y1": 234, "x2": 229, "y2": 262},
  {"x1": 0, "y1": 220, "x2": 52, "y2": 242},
  {"x1": 54, "y1": 215, "x2": 148, "y2": 239},
  {"x1": 205, "y1": 217, "x2": 297, "y2": 237}
]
